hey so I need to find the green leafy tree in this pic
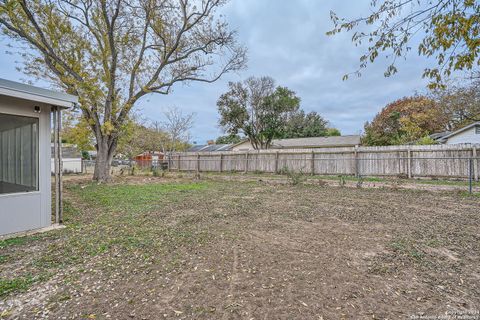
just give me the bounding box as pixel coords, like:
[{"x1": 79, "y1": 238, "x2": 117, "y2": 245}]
[
  {"x1": 280, "y1": 110, "x2": 329, "y2": 138},
  {"x1": 215, "y1": 134, "x2": 243, "y2": 145},
  {"x1": 328, "y1": 1, "x2": 480, "y2": 86},
  {"x1": 363, "y1": 96, "x2": 448, "y2": 146},
  {"x1": 416, "y1": 135, "x2": 437, "y2": 145},
  {"x1": 61, "y1": 112, "x2": 94, "y2": 151},
  {"x1": 325, "y1": 128, "x2": 341, "y2": 136},
  {"x1": 0, "y1": 0, "x2": 246, "y2": 181},
  {"x1": 217, "y1": 76, "x2": 300, "y2": 149}
]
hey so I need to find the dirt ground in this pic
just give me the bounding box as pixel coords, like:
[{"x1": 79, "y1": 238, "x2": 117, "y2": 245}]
[{"x1": 1, "y1": 175, "x2": 479, "y2": 319}]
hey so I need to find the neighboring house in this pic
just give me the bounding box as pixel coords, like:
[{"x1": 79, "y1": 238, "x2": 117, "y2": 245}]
[
  {"x1": 0, "y1": 78, "x2": 77, "y2": 236},
  {"x1": 436, "y1": 122, "x2": 480, "y2": 145},
  {"x1": 231, "y1": 135, "x2": 361, "y2": 151},
  {"x1": 50, "y1": 144, "x2": 83, "y2": 174},
  {"x1": 187, "y1": 144, "x2": 233, "y2": 152},
  {"x1": 134, "y1": 151, "x2": 165, "y2": 167}
]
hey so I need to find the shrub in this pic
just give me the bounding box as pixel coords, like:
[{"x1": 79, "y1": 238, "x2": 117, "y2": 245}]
[
  {"x1": 339, "y1": 175, "x2": 346, "y2": 187},
  {"x1": 281, "y1": 166, "x2": 306, "y2": 185}
]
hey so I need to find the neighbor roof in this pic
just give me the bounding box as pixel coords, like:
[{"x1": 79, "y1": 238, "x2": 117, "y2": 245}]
[
  {"x1": 271, "y1": 135, "x2": 361, "y2": 148},
  {"x1": 439, "y1": 122, "x2": 480, "y2": 141},
  {"x1": 187, "y1": 144, "x2": 232, "y2": 152},
  {"x1": 0, "y1": 78, "x2": 78, "y2": 108},
  {"x1": 429, "y1": 131, "x2": 450, "y2": 141}
]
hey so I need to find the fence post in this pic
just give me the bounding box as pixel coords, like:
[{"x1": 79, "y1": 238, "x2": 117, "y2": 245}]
[
  {"x1": 274, "y1": 151, "x2": 279, "y2": 174},
  {"x1": 196, "y1": 153, "x2": 200, "y2": 173},
  {"x1": 311, "y1": 151, "x2": 315, "y2": 175},
  {"x1": 177, "y1": 154, "x2": 181, "y2": 171},
  {"x1": 473, "y1": 146, "x2": 478, "y2": 182},
  {"x1": 244, "y1": 151, "x2": 249, "y2": 173},
  {"x1": 219, "y1": 153, "x2": 223, "y2": 173},
  {"x1": 354, "y1": 146, "x2": 359, "y2": 177},
  {"x1": 469, "y1": 157, "x2": 473, "y2": 194},
  {"x1": 407, "y1": 147, "x2": 412, "y2": 179}
]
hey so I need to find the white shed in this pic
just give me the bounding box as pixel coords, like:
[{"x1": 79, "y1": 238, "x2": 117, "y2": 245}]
[
  {"x1": 440, "y1": 122, "x2": 480, "y2": 145},
  {"x1": 0, "y1": 78, "x2": 77, "y2": 236}
]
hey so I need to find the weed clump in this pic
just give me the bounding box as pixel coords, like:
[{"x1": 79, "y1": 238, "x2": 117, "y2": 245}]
[{"x1": 280, "y1": 166, "x2": 305, "y2": 185}]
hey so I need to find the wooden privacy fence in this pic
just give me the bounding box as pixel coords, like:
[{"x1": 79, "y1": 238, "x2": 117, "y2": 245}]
[{"x1": 168, "y1": 144, "x2": 480, "y2": 180}]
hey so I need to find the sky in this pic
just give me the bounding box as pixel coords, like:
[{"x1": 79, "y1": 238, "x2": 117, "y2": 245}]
[{"x1": 0, "y1": 0, "x2": 437, "y2": 144}]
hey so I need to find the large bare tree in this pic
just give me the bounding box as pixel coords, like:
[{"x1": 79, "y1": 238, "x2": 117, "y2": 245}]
[
  {"x1": 161, "y1": 106, "x2": 195, "y2": 152},
  {"x1": 0, "y1": 0, "x2": 246, "y2": 181}
]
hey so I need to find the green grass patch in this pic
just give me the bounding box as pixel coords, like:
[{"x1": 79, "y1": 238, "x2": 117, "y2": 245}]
[
  {"x1": 0, "y1": 236, "x2": 39, "y2": 249},
  {"x1": 69, "y1": 182, "x2": 209, "y2": 214},
  {"x1": 0, "y1": 181, "x2": 218, "y2": 298},
  {"x1": 389, "y1": 238, "x2": 425, "y2": 261},
  {"x1": 458, "y1": 191, "x2": 480, "y2": 198},
  {"x1": 0, "y1": 276, "x2": 42, "y2": 297}
]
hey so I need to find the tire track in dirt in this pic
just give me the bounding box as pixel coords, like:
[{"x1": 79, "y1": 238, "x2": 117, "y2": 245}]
[{"x1": 222, "y1": 245, "x2": 239, "y2": 319}]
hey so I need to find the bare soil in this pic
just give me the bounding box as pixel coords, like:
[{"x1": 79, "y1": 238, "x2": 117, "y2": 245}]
[{"x1": 1, "y1": 175, "x2": 479, "y2": 319}]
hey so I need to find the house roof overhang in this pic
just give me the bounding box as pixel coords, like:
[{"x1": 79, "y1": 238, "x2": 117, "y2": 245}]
[
  {"x1": 441, "y1": 122, "x2": 480, "y2": 140},
  {"x1": 0, "y1": 78, "x2": 78, "y2": 109}
]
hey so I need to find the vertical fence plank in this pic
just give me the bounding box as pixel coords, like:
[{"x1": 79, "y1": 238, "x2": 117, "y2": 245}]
[
  {"x1": 274, "y1": 151, "x2": 279, "y2": 173},
  {"x1": 311, "y1": 151, "x2": 315, "y2": 175},
  {"x1": 244, "y1": 152, "x2": 249, "y2": 173},
  {"x1": 196, "y1": 153, "x2": 200, "y2": 173},
  {"x1": 407, "y1": 148, "x2": 412, "y2": 178},
  {"x1": 354, "y1": 147, "x2": 359, "y2": 177},
  {"x1": 473, "y1": 146, "x2": 478, "y2": 181},
  {"x1": 219, "y1": 153, "x2": 223, "y2": 173}
]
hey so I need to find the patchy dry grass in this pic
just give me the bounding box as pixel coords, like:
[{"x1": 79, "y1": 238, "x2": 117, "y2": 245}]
[{"x1": 1, "y1": 176, "x2": 479, "y2": 319}]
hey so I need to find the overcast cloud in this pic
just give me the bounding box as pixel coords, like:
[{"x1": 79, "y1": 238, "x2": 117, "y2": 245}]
[{"x1": 0, "y1": 0, "x2": 438, "y2": 144}]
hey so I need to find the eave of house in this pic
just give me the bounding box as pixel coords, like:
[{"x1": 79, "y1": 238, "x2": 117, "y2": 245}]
[{"x1": 0, "y1": 78, "x2": 78, "y2": 109}]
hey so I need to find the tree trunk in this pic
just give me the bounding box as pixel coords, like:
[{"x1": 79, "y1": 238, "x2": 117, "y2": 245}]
[{"x1": 93, "y1": 137, "x2": 116, "y2": 182}]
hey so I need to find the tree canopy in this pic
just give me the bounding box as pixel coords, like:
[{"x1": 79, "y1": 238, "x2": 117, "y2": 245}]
[
  {"x1": 0, "y1": 0, "x2": 246, "y2": 181},
  {"x1": 217, "y1": 76, "x2": 342, "y2": 149},
  {"x1": 62, "y1": 113, "x2": 94, "y2": 151},
  {"x1": 363, "y1": 96, "x2": 448, "y2": 146},
  {"x1": 431, "y1": 75, "x2": 480, "y2": 130},
  {"x1": 328, "y1": 0, "x2": 480, "y2": 85},
  {"x1": 325, "y1": 128, "x2": 341, "y2": 137},
  {"x1": 280, "y1": 110, "x2": 329, "y2": 139},
  {"x1": 116, "y1": 117, "x2": 190, "y2": 159},
  {"x1": 215, "y1": 134, "x2": 243, "y2": 145},
  {"x1": 160, "y1": 107, "x2": 195, "y2": 152},
  {"x1": 217, "y1": 76, "x2": 300, "y2": 149}
]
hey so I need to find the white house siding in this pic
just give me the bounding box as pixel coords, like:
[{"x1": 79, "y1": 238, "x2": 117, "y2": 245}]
[
  {"x1": 0, "y1": 97, "x2": 51, "y2": 235},
  {"x1": 445, "y1": 126, "x2": 480, "y2": 144},
  {"x1": 51, "y1": 158, "x2": 82, "y2": 174},
  {"x1": 232, "y1": 140, "x2": 254, "y2": 151}
]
